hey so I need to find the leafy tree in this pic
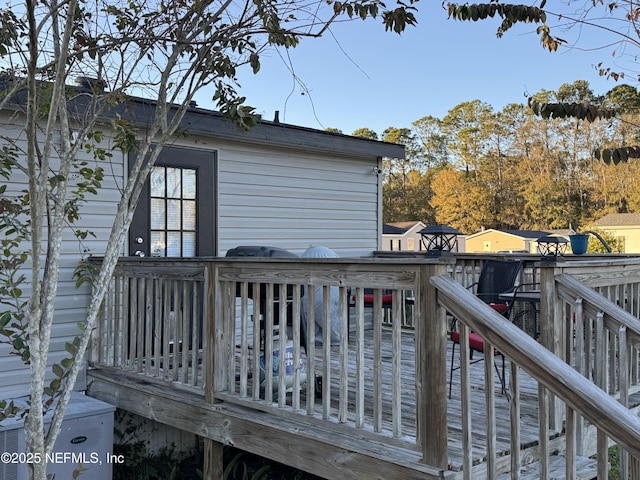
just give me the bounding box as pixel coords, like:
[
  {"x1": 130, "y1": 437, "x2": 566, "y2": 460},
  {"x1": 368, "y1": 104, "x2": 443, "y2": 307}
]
[
  {"x1": 351, "y1": 127, "x2": 379, "y2": 140},
  {"x1": 411, "y1": 115, "x2": 449, "y2": 170},
  {"x1": 383, "y1": 169, "x2": 437, "y2": 224},
  {"x1": 430, "y1": 168, "x2": 494, "y2": 233},
  {"x1": 0, "y1": 0, "x2": 419, "y2": 478},
  {"x1": 379, "y1": 126, "x2": 441, "y2": 224},
  {"x1": 607, "y1": 85, "x2": 640, "y2": 115},
  {"x1": 446, "y1": 1, "x2": 640, "y2": 163},
  {"x1": 441, "y1": 100, "x2": 493, "y2": 174}
]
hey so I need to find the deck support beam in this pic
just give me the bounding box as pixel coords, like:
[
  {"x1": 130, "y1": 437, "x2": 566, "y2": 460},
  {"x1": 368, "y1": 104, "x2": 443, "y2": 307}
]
[{"x1": 204, "y1": 439, "x2": 224, "y2": 480}]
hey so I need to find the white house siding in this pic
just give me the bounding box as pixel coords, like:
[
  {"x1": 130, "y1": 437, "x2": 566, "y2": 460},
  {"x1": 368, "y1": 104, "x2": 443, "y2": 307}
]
[
  {"x1": 0, "y1": 111, "x2": 125, "y2": 398},
  {"x1": 217, "y1": 143, "x2": 379, "y2": 257},
  {"x1": 0, "y1": 105, "x2": 393, "y2": 399}
]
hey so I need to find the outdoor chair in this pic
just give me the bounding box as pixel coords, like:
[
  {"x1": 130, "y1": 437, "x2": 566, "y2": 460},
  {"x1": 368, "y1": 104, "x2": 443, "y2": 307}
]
[
  {"x1": 448, "y1": 259, "x2": 523, "y2": 399},
  {"x1": 363, "y1": 288, "x2": 393, "y2": 309}
]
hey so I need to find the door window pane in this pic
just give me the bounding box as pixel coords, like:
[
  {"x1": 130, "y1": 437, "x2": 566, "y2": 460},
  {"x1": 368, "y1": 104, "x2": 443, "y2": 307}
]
[
  {"x1": 150, "y1": 167, "x2": 165, "y2": 197},
  {"x1": 166, "y1": 232, "x2": 181, "y2": 257},
  {"x1": 150, "y1": 166, "x2": 198, "y2": 257},
  {"x1": 182, "y1": 233, "x2": 196, "y2": 256},
  {"x1": 166, "y1": 168, "x2": 181, "y2": 198},
  {"x1": 167, "y1": 199, "x2": 181, "y2": 229},
  {"x1": 183, "y1": 170, "x2": 196, "y2": 199},
  {"x1": 150, "y1": 231, "x2": 166, "y2": 257},
  {"x1": 150, "y1": 198, "x2": 166, "y2": 229},
  {"x1": 183, "y1": 200, "x2": 196, "y2": 230}
]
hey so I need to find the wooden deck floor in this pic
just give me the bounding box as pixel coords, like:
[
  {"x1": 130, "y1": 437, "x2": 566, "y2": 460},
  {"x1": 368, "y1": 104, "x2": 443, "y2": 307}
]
[
  {"x1": 321, "y1": 329, "x2": 541, "y2": 471},
  {"x1": 232, "y1": 326, "x2": 552, "y2": 475},
  {"x1": 89, "y1": 323, "x2": 601, "y2": 479}
]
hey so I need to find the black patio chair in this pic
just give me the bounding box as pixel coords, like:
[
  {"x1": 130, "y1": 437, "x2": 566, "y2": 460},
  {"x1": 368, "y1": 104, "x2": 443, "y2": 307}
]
[{"x1": 448, "y1": 259, "x2": 523, "y2": 399}]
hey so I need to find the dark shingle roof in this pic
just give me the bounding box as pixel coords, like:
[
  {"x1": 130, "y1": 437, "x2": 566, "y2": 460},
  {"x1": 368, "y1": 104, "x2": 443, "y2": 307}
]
[
  {"x1": 505, "y1": 230, "x2": 550, "y2": 239},
  {"x1": 0, "y1": 75, "x2": 405, "y2": 160},
  {"x1": 383, "y1": 224, "x2": 408, "y2": 235}
]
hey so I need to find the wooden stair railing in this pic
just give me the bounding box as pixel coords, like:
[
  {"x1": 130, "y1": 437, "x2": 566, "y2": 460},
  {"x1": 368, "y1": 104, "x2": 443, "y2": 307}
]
[{"x1": 431, "y1": 274, "x2": 640, "y2": 480}]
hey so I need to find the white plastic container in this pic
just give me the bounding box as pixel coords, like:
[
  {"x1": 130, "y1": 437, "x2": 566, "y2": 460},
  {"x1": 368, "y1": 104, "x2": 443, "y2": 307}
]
[{"x1": 259, "y1": 338, "x2": 307, "y2": 392}]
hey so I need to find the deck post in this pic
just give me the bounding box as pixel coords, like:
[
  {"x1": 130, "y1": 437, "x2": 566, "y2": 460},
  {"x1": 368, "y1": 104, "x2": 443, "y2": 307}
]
[
  {"x1": 417, "y1": 260, "x2": 451, "y2": 470},
  {"x1": 204, "y1": 441, "x2": 224, "y2": 480},
  {"x1": 203, "y1": 260, "x2": 225, "y2": 480},
  {"x1": 539, "y1": 260, "x2": 564, "y2": 431}
]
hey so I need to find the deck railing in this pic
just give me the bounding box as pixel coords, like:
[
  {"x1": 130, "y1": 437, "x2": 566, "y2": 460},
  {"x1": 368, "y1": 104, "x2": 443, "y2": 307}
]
[
  {"x1": 431, "y1": 256, "x2": 640, "y2": 480},
  {"x1": 539, "y1": 258, "x2": 640, "y2": 479},
  {"x1": 206, "y1": 257, "x2": 450, "y2": 466},
  {"x1": 90, "y1": 256, "x2": 452, "y2": 468},
  {"x1": 90, "y1": 254, "x2": 640, "y2": 479},
  {"x1": 90, "y1": 259, "x2": 207, "y2": 391}
]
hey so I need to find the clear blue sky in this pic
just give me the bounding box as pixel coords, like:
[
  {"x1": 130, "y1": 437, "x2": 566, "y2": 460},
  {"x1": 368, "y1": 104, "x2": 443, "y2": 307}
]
[{"x1": 196, "y1": 3, "x2": 631, "y2": 136}]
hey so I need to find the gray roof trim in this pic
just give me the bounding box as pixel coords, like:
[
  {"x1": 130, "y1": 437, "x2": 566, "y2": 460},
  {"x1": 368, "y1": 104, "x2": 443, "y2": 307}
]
[
  {"x1": 180, "y1": 105, "x2": 405, "y2": 159},
  {"x1": 1, "y1": 77, "x2": 405, "y2": 160}
]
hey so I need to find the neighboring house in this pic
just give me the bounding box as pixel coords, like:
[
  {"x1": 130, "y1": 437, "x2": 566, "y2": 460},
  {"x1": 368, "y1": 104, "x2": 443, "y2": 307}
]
[
  {"x1": 466, "y1": 229, "x2": 550, "y2": 253},
  {"x1": 0, "y1": 84, "x2": 404, "y2": 399},
  {"x1": 593, "y1": 213, "x2": 640, "y2": 253},
  {"x1": 381, "y1": 221, "x2": 425, "y2": 251}
]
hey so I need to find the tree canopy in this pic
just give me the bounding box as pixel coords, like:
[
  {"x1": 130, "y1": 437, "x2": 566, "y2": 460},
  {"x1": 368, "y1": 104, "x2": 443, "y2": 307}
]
[
  {"x1": 362, "y1": 81, "x2": 640, "y2": 235},
  {"x1": 446, "y1": 1, "x2": 640, "y2": 163}
]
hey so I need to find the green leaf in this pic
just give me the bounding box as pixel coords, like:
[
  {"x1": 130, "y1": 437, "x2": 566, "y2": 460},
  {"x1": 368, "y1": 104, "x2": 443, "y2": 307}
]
[
  {"x1": 612, "y1": 149, "x2": 622, "y2": 165},
  {"x1": 0, "y1": 311, "x2": 11, "y2": 327},
  {"x1": 52, "y1": 363, "x2": 64, "y2": 378},
  {"x1": 249, "y1": 52, "x2": 260, "y2": 73},
  {"x1": 60, "y1": 358, "x2": 74, "y2": 368}
]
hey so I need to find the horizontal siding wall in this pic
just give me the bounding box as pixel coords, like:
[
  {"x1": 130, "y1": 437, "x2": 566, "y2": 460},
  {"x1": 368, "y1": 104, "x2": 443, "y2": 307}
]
[
  {"x1": 217, "y1": 144, "x2": 379, "y2": 257},
  {"x1": 0, "y1": 113, "x2": 125, "y2": 399},
  {"x1": 0, "y1": 116, "x2": 383, "y2": 398}
]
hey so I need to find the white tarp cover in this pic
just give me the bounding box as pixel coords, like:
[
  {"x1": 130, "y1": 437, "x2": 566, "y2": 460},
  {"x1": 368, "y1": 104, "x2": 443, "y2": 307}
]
[{"x1": 301, "y1": 246, "x2": 340, "y2": 345}]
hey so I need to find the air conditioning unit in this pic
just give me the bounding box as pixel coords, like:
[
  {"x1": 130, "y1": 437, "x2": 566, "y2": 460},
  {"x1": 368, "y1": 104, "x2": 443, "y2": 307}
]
[{"x1": 0, "y1": 392, "x2": 115, "y2": 480}]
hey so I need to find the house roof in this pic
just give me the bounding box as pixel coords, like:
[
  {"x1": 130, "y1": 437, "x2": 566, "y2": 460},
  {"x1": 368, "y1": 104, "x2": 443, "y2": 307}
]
[
  {"x1": 383, "y1": 224, "x2": 407, "y2": 235},
  {"x1": 383, "y1": 221, "x2": 425, "y2": 234},
  {"x1": 594, "y1": 213, "x2": 640, "y2": 227},
  {"x1": 466, "y1": 228, "x2": 550, "y2": 240},
  {"x1": 504, "y1": 229, "x2": 551, "y2": 239},
  {"x1": 0, "y1": 75, "x2": 405, "y2": 160}
]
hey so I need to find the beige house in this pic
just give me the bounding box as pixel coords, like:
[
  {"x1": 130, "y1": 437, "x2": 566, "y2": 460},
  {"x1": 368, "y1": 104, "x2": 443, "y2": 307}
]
[
  {"x1": 381, "y1": 221, "x2": 425, "y2": 251},
  {"x1": 465, "y1": 229, "x2": 550, "y2": 253},
  {"x1": 593, "y1": 213, "x2": 640, "y2": 253}
]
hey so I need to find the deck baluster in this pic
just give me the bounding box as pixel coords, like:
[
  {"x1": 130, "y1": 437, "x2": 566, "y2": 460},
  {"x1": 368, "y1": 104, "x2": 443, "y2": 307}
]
[{"x1": 355, "y1": 286, "x2": 365, "y2": 428}]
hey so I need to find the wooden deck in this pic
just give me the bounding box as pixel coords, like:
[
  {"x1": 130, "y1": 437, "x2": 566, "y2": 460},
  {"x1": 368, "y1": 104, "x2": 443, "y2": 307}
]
[
  {"x1": 89, "y1": 323, "x2": 597, "y2": 479},
  {"x1": 232, "y1": 326, "x2": 603, "y2": 478},
  {"x1": 87, "y1": 255, "x2": 640, "y2": 480}
]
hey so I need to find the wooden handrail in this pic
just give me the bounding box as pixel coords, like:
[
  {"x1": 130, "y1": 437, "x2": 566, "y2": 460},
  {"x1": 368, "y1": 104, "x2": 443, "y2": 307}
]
[
  {"x1": 555, "y1": 273, "x2": 640, "y2": 345},
  {"x1": 431, "y1": 274, "x2": 640, "y2": 460}
]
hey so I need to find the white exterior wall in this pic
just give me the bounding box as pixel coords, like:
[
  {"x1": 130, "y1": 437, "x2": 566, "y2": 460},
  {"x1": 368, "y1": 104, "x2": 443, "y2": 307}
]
[
  {"x1": 217, "y1": 143, "x2": 380, "y2": 257},
  {"x1": 0, "y1": 120, "x2": 382, "y2": 398},
  {"x1": 0, "y1": 112, "x2": 125, "y2": 399}
]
